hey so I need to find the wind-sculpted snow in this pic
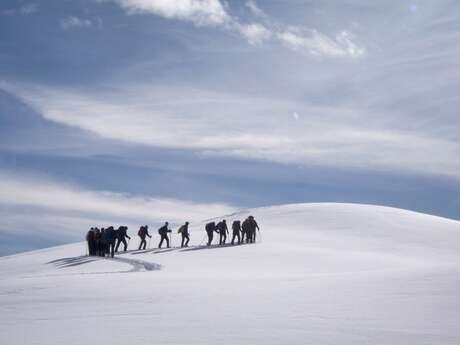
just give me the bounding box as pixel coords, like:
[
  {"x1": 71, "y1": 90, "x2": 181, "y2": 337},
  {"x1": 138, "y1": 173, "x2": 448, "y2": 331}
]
[
  {"x1": 1, "y1": 203, "x2": 460, "y2": 345},
  {"x1": 48, "y1": 256, "x2": 161, "y2": 273}
]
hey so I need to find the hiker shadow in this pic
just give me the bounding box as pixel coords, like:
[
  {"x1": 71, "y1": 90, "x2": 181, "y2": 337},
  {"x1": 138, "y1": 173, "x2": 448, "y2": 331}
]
[
  {"x1": 180, "y1": 242, "x2": 250, "y2": 253},
  {"x1": 47, "y1": 256, "x2": 97, "y2": 268}
]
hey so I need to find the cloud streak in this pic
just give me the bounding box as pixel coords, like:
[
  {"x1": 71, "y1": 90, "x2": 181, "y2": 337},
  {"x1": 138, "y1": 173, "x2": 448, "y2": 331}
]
[
  {"x1": 99, "y1": 0, "x2": 364, "y2": 57},
  {"x1": 0, "y1": 172, "x2": 235, "y2": 232},
  {"x1": 6, "y1": 82, "x2": 460, "y2": 178}
]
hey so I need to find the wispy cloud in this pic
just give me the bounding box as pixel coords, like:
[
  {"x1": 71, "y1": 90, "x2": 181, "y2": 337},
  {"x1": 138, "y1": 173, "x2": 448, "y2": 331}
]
[
  {"x1": 277, "y1": 29, "x2": 365, "y2": 57},
  {"x1": 245, "y1": 0, "x2": 266, "y2": 18},
  {"x1": 6, "y1": 81, "x2": 460, "y2": 178},
  {"x1": 105, "y1": 0, "x2": 230, "y2": 26},
  {"x1": 3, "y1": 3, "x2": 38, "y2": 16},
  {"x1": 60, "y1": 16, "x2": 103, "y2": 30},
  {"x1": 0, "y1": 172, "x2": 235, "y2": 230},
  {"x1": 99, "y1": 0, "x2": 364, "y2": 58},
  {"x1": 237, "y1": 23, "x2": 272, "y2": 45}
]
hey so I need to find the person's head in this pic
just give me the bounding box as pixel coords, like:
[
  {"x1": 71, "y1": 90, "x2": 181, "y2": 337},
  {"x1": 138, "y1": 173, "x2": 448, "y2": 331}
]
[
  {"x1": 249, "y1": 215, "x2": 254, "y2": 219},
  {"x1": 144, "y1": 225, "x2": 148, "y2": 229},
  {"x1": 223, "y1": 219, "x2": 226, "y2": 223},
  {"x1": 185, "y1": 221, "x2": 189, "y2": 225},
  {"x1": 165, "y1": 221, "x2": 169, "y2": 226}
]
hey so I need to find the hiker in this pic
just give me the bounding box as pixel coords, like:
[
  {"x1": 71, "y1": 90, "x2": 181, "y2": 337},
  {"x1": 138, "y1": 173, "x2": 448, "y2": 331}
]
[
  {"x1": 138, "y1": 225, "x2": 151, "y2": 250},
  {"x1": 115, "y1": 226, "x2": 131, "y2": 252},
  {"x1": 231, "y1": 220, "x2": 241, "y2": 245},
  {"x1": 217, "y1": 220, "x2": 229, "y2": 245},
  {"x1": 86, "y1": 227, "x2": 96, "y2": 255},
  {"x1": 241, "y1": 218, "x2": 251, "y2": 243},
  {"x1": 158, "y1": 222, "x2": 172, "y2": 248},
  {"x1": 178, "y1": 221, "x2": 190, "y2": 248},
  {"x1": 105, "y1": 226, "x2": 117, "y2": 258},
  {"x1": 94, "y1": 228, "x2": 102, "y2": 256},
  {"x1": 248, "y1": 216, "x2": 260, "y2": 242},
  {"x1": 99, "y1": 228, "x2": 107, "y2": 256},
  {"x1": 205, "y1": 222, "x2": 217, "y2": 246}
]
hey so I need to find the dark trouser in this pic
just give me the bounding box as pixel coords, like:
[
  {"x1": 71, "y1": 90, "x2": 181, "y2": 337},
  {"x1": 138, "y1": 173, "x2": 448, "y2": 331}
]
[
  {"x1": 231, "y1": 232, "x2": 241, "y2": 245},
  {"x1": 219, "y1": 232, "x2": 227, "y2": 245},
  {"x1": 108, "y1": 241, "x2": 115, "y2": 258},
  {"x1": 247, "y1": 230, "x2": 253, "y2": 243},
  {"x1": 139, "y1": 237, "x2": 147, "y2": 250},
  {"x1": 251, "y1": 229, "x2": 257, "y2": 242},
  {"x1": 99, "y1": 242, "x2": 106, "y2": 256},
  {"x1": 159, "y1": 234, "x2": 170, "y2": 248},
  {"x1": 206, "y1": 230, "x2": 213, "y2": 246},
  {"x1": 87, "y1": 240, "x2": 95, "y2": 255},
  {"x1": 181, "y1": 234, "x2": 190, "y2": 248},
  {"x1": 115, "y1": 238, "x2": 128, "y2": 252}
]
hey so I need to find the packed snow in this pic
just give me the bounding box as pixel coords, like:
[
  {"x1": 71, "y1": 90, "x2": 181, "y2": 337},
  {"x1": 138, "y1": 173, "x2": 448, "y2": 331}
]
[{"x1": 1, "y1": 203, "x2": 460, "y2": 345}]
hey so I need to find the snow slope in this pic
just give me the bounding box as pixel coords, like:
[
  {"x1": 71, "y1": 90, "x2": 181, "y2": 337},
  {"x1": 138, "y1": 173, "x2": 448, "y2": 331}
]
[{"x1": 1, "y1": 203, "x2": 460, "y2": 345}]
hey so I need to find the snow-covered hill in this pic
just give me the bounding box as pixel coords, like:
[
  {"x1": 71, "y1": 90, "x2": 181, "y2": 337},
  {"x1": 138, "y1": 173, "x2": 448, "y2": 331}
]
[{"x1": 1, "y1": 203, "x2": 460, "y2": 345}]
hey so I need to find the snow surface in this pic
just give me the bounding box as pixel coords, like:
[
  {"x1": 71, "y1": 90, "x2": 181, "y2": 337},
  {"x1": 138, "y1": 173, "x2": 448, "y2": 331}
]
[{"x1": 1, "y1": 203, "x2": 460, "y2": 345}]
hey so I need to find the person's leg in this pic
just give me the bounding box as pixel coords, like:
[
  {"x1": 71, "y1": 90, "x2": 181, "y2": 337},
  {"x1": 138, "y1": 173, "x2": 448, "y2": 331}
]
[
  {"x1": 181, "y1": 235, "x2": 185, "y2": 248},
  {"x1": 122, "y1": 238, "x2": 127, "y2": 251},
  {"x1": 166, "y1": 235, "x2": 170, "y2": 248},
  {"x1": 185, "y1": 235, "x2": 190, "y2": 247},
  {"x1": 110, "y1": 242, "x2": 115, "y2": 258},
  {"x1": 231, "y1": 233, "x2": 235, "y2": 245},
  {"x1": 115, "y1": 239, "x2": 120, "y2": 252}
]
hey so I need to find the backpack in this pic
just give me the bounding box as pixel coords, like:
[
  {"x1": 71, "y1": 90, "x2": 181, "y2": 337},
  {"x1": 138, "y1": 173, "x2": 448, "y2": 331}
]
[
  {"x1": 138, "y1": 227, "x2": 145, "y2": 237},
  {"x1": 205, "y1": 222, "x2": 215, "y2": 231}
]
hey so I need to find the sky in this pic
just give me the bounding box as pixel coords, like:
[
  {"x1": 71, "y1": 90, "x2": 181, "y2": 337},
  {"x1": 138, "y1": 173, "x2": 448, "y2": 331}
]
[{"x1": 1, "y1": 0, "x2": 460, "y2": 255}]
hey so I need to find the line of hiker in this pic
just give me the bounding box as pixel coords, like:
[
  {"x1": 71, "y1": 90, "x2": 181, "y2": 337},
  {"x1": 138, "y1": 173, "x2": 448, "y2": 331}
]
[
  {"x1": 86, "y1": 226, "x2": 130, "y2": 258},
  {"x1": 205, "y1": 216, "x2": 259, "y2": 246},
  {"x1": 86, "y1": 216, "x2": 260, "y2": 256}
]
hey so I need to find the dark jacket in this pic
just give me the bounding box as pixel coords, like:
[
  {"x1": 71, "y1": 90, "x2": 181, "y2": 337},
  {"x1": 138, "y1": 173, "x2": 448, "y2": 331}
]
[
  {"x1": 178, "y1": 224, "x2": 189, "y2": 236},
  {"x1": 158, "y1": 225, "x2": 171, "y2": 236},
  {"x1": 217, "y1": 221, "x2": 228, "y2": 234}
]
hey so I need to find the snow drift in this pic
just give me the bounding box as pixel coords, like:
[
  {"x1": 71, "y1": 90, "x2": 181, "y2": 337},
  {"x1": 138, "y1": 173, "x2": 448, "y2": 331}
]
[{"x1": 1, "y1": 203, "x2": 460, "y2": 345}]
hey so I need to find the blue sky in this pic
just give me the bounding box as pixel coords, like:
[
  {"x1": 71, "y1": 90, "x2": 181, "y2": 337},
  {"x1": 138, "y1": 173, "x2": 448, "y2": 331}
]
[{"x1": 1, "y1": 0, "x2": 460, "y2": 255}]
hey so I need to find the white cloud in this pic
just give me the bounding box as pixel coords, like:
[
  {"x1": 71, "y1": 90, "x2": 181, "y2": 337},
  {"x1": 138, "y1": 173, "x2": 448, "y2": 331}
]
[
  {"x1": 106, "y1": 0, "x2": 230, "y2": 26},
  {"x1": 245, "y1": 0, "x2": 266, "y2": 18},
  {"x1": 60, "y1": 16, "x2": 95, "y2": 30},
  {"x1": 6, "y1": 81, "x2": 460, "y2": 178},
  {"x1": 100, "y1": 0, "x2": 364, "y2": 58},
  {"x1": 277, "y1": 29, "x2": 365, "y2": 58},
  {"x1": 0, "y1": 172, "x2": 235, "y2": 230},
  {"x1": 237, "y1": 23, "x2": 272, "y2": 45}
]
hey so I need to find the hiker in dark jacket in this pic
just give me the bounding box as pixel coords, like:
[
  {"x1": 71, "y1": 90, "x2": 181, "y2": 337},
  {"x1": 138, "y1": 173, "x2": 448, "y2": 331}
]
[
  {"x1": 138, "y1": 225, "x2": 151, "y2": 250},
  {"x1": 217, "y1": 220, "x2": 229, "y2": 245},
  {"x1": 178, "y1": 222, "x2": 190, "y2": 248},
  {"x1": 241, "y1": 219, "x2": 251, "y2": 243},
  {"x1": 158, "y1": 222, "x2": 172, "y2": 248},
  {"x1": 248, "y1": 216, "x2": 260, "y2": 242},
  {"x1": 86, "y1": 227, "x2": 96, "y2": 255},
  {"x1": 231, "y1": 220, "x2": 241, "y2": 245},
  {"x1": 105, "y1": 226, "x2": 117, "y2": 258},
  {"x1": 94, "y1": 228, "x2": 102, "y2": 256},
  {"x1": 205, "y1": 222, "x2": 217, "y2": 246},
  {"x1": 99, "y1": 228, "x2": 107, "y2": 256},
  {"x1": 115, "y1": 226, "x2": 131, "y2": 252}
]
